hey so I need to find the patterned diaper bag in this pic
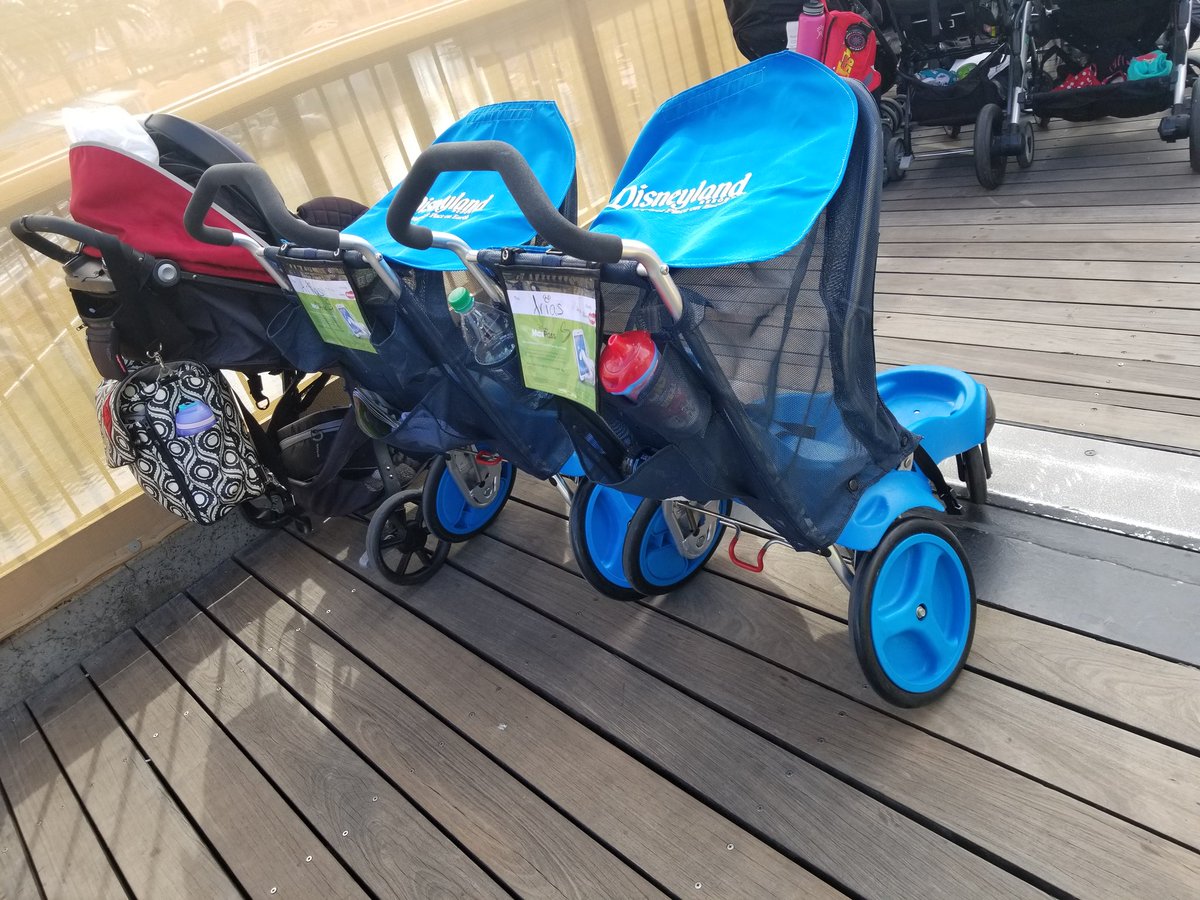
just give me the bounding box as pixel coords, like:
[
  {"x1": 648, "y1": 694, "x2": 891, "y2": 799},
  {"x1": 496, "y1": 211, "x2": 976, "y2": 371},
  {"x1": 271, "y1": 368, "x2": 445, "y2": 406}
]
[{"x1": 96, "y1": 360, "x2": 269, "y2": 524}]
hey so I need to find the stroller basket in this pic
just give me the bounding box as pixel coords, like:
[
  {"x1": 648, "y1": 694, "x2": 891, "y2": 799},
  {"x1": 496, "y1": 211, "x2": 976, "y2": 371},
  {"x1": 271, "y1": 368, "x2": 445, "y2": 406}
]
[{"x1": 899, "y1": 45, "x2": 1007, "y2": 126}]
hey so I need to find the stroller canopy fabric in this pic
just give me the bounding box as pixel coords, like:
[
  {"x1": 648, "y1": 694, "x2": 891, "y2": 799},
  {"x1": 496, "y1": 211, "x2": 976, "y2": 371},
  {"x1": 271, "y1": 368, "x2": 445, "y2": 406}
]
[
  {"x1": 345, "y1": 101, "x2": 576, "y2": 271},
  {"x1": 69, "y1": 145, "x2": 277, "y2": 284},
  {"x1": 589, "y1": 52, "x2": 858, "y2": 268}
]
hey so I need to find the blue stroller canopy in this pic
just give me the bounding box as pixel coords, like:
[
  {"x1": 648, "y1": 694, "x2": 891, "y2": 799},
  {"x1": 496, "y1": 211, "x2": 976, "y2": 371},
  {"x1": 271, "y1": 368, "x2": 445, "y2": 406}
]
[
  {"x1": 346, "y1": 101, "x2": 576, "y2": 271},
  {"x1": 590, "y1": 52, "x2": 858, "y2": 268}
]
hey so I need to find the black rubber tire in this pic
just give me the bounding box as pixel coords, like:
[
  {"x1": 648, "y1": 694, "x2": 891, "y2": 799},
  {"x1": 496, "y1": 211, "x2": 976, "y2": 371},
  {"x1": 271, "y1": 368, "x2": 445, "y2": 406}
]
[
  {"x1": 421, "y1": 453, "x2": 515, "y2": 543},
  {"x1": 973, "y1": 103, "x2": 1007, "y2": 190},
  {"x1": 960, "y1": 444, "x2": 988, "y2": 505},
  {"x1": 879, "y1": 97, "x2": 903, "y2": 134},
  {"x1": 1190, "y1": 89, "x2": 1200, "y2": 174},
  {"x1": 1036, "y1": 113, "x2": 1051, "y2": 130},
  {"x1": 621, "y1": 498, "x2": 727, "y2": 597},
  {"x1": 848, "y1": 518, "x2": 976, "y2": 708},
  {"x1": 365, "y1": 488, "x2": 449, "y2": 585},
  {"x1": 886, "y1": 134, "x2": 907, "y2": 183},
  {"x1": 568, "y1": 480, "x2": 644, "y2": 601},
  {"x1": 1017, "y1": 120, "x2": 1035, "y2": 169}
]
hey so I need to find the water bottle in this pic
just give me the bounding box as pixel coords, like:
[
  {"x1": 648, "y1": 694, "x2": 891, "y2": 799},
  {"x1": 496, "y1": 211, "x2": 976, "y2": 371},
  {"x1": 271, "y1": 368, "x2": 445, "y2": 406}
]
[
  {"x1": 175, "y1": 400, "x2": 216, "y2": 437},
  {"x1": 796, "y1": 0, "x2": 828, "y2": 60},
  {"x1": 598, "y1": 330, "x2": 710, "y2": 442},
  {"x1": 447, "y1": 286, "x2": 516, "y2": 366}
]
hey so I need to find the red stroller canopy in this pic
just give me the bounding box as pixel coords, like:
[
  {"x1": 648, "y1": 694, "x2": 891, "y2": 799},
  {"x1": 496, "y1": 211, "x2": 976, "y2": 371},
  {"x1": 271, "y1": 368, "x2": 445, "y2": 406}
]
[{"x1": 69, "y1": 144, "x2": 276, "y2": 284}]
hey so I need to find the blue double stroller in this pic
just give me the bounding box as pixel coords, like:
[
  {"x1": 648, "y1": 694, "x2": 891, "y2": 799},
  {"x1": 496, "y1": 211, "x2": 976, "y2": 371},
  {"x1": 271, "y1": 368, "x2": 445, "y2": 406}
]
[
  {"x1": 182, "y1": 102, "x2": 579, "y2": 584},
  {"x1": 384, "y1": 53, "x2": 994, "y2": 707}
]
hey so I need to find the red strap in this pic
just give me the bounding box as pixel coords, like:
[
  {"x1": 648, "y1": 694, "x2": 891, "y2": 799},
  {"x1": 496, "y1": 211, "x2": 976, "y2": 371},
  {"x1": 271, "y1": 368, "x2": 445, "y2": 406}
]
[
  {"x1": 475, "y1": 450, "x2": 503, "y2": 466},
  {"x1": 727, "y1": 533, "x2": 770, "y2": 573}
]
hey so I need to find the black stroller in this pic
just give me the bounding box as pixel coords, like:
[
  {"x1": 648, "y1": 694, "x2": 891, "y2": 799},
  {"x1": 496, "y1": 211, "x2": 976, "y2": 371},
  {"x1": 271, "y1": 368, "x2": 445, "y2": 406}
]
[
  {"x1": 883, "y1": 0, "x2": 1037, "y2": 188},
  {"x1": 11, "y1": 114, "x2": 393, "y2": 533},
  {"x1": 1027, "y1": 0, "x2": 1199, "y2": 171}
]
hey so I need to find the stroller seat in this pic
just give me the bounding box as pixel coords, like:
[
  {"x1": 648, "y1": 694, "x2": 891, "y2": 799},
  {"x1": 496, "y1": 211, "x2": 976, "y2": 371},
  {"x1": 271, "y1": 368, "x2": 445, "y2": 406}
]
[{"x1": 876, "y1": 365, "x2": 989, "y2": 463}]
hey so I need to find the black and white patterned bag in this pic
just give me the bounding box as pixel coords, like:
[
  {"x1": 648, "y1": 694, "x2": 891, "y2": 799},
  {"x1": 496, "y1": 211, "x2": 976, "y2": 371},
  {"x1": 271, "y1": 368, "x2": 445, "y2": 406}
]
[{"x1": 96, "y1": 360, "x2": 269, "y2": 524}]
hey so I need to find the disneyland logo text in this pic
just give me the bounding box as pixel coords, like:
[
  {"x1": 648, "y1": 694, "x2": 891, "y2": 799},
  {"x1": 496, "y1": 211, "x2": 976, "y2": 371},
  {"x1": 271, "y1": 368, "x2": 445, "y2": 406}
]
[
  {"x1": 607, "y1": 173, "x2": 752, "y2": 214},
  {"x1": 416, "y1": 192, "x2": 495, "y2": 217}
]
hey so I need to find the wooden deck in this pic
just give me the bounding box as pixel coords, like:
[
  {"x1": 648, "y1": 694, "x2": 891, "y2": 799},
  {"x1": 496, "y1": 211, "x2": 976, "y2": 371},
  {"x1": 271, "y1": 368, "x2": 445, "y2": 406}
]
[
  {"x1": 879, "y1": 114, "x2": 1200, "y2": 453},
  {"x1": 3, "y1": 472, "x2": 1200, "y2": 899}
]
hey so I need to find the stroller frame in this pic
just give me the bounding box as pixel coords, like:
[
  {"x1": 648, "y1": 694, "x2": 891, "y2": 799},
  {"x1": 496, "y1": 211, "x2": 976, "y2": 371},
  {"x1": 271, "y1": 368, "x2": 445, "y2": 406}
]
[
  {"x1": 380, "y1": 79, "x2": 993, "y2": 707},
  {"x1": 182, "y1": 162, "x2": 572, "y2": 585},
  {"x1": 884, "y1": 0, "x2": 1037, "y2": 188},
  {"x1": 1028, "y1": 0, "x2": 1198, "y2": 170}
]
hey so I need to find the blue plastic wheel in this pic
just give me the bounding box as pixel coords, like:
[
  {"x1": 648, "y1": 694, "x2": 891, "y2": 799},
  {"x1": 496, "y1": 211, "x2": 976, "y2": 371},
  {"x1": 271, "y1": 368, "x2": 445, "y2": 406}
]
[
  {"x1": 568, "y1": 480, "x2": 643, "y2": 600},
  {"x1": 849, "y1": 517, "x2": 975, "y2": 707},
  {"x1": 621, "y1": 498, "x2": 731, "y2": 596},
  {"x1": 422, "y1": 452, "x2": 515, "y2": 543}
]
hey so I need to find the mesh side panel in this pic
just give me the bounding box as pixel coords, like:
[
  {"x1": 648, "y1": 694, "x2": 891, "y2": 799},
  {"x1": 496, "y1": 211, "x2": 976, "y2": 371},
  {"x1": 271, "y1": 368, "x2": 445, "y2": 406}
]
[{"x1": 589, "y1": 138, "x2": 911, "y2": 547}]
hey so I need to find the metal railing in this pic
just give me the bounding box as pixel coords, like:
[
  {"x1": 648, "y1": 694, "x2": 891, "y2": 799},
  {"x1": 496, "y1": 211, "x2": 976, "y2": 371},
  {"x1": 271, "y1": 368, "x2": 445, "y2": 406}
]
[{"x1": 0, "y1": 0, "x2": 741, "y2": 577}]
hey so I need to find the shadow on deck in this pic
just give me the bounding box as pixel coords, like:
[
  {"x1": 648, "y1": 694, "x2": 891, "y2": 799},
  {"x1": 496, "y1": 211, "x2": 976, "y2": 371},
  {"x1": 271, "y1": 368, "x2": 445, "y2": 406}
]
[{"x1": 3, "y1": 473, "x2": 1200, "y2": 899}]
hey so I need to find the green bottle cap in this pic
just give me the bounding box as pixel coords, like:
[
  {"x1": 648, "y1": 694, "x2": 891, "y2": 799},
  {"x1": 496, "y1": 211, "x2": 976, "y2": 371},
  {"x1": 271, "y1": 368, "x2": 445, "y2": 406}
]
[{"x1": 447, "y1": 286, "x2": 475, "y2": 313}]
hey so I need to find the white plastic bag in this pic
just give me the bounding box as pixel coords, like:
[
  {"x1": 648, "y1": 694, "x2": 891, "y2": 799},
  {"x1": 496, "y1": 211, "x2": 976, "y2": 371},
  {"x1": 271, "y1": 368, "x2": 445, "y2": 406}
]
[{"x1": 62, "y1": 106, "x2": 159, "y2": 166}]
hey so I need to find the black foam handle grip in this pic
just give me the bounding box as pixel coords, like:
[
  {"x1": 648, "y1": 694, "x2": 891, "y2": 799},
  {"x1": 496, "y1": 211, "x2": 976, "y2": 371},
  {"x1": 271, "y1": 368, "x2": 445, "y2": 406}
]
[
  {"x1": 183, "y1": 163, "x2": 341, "y2": 251},
  {"x1": 11, "y1": 215, "x2": 124, "y2": 263},
  {"x1": 385, "y1": 140, "x2": 623, "y2": 263}
]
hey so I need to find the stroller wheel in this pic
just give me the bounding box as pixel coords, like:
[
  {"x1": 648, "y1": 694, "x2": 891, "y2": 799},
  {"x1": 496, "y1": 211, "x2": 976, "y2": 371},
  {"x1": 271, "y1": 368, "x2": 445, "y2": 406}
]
[
  {"x1": 879, "y1": 97, "x2": 904, "y2": 134},
  {"x1": 1017, "y1": 120, "x2": 1035, "y2": 170},
  {"x1": 885, "y1": 134, "x2": 907, "y2": 184},
  {"x1": 849, "y1": 518, "x2": 976, "y2": 708},
  {"x1": 1036, "y1": 113, "x2": 1051, "y2": 130},
  {"x1": 568, "y1": 481, "x2": 644, "y2": 601},
  {"x1": 622, "y1": 498, "x2": 731, "y2": 597},
  {"x1": 973, "y1": 103, "x2": 1008, "y2": 190},
  {"x1": 422, "y1": 451, "x2": 515, "y2": 543},
  {"x1": 365, "y1": 488, "x2": 450, "y2": 585},
  {"x1": 958, "y1": 445, "x2": 989, "y2": 505}
]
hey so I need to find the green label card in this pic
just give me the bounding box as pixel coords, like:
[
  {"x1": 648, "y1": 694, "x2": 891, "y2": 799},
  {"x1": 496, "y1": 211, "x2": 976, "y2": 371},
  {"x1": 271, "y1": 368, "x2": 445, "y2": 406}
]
[
  {"x1": 285, "y1": 263, "x2": 377, "y2": 354},
  {"x1": 508, "y1": 285, "x2": 598, "y2": 410}
]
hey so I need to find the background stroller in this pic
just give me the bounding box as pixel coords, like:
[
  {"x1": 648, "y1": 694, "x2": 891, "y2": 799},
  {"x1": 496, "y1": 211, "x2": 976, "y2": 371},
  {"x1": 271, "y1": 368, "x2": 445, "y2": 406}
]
[
  {"x1": 883, "y1": 0, "x2": 1037, "y2": 188},
  {"x1": 182, "y1": 102, "x2": 580, "y2": 585},
  {"x1": 386, "y1": 52, "x2": 994, "y2": 708},
  {"x1": 1027, "y1": 0, "x2": 1199, "y2": 171},
  {"x1": 11, "y1": 113, "x2": 385, "y2": 533}
]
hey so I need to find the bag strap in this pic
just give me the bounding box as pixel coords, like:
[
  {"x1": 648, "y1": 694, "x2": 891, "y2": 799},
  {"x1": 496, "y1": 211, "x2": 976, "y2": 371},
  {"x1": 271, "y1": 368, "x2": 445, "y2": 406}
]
[{"x1": 913, "y1": 445, "x2": 962, "y2": 514}]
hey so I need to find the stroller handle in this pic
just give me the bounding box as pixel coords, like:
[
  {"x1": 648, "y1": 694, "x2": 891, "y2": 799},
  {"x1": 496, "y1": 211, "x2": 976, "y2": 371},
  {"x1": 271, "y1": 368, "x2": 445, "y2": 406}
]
[
  {"x1": 385, "y1": 140, "x2": 625, "y2": 264},
  {"x1": 11, "y1": 215, "x2": 126, "y2": 265},
  {"x1": 184, "y1": 163, "x2": 341, "y2": 252}
]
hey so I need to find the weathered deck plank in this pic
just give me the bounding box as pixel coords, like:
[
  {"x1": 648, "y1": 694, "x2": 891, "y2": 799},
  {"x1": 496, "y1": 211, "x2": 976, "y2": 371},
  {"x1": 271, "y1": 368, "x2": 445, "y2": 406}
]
[
  {"x1": 480, "y1": 498, "x2": 1200, "y2": 851},
  {"x1": 26, "y1": 667, "x2": 238, "y2": 899},
  {"x1": 238, "y1": 533, "x2": 847, "y2": 900},
  {"x1": 290, "y1": 519, "x2": 1200, "y2": 899},
  {"x1": 0, "y1": 704, "x2": 126, "y2": 900},
  {"x1": 0, "y1": 779, "x2": 39, "y2": 900},
  {"x1": 182, "y1": 571, "x2": 664, "y2": 900},
  {"x1": 514, "y1": 476, "x2": 1200, "y2": 752},
  {"x1": 137, "y1": 593, "x2": 519, "y2": 900},
  {"x1": 83, "y1": 631, "x2": 369, "y2": 900}
]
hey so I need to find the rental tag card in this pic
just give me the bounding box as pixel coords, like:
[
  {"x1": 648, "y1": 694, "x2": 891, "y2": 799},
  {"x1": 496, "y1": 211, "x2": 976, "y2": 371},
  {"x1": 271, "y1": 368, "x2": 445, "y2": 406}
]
[
  {"x1": 285, "y1": 262, "x2": 377, "y2": 354},
  {"x1": 507, "y1": 282, "x2": 598, "y2": 410}
]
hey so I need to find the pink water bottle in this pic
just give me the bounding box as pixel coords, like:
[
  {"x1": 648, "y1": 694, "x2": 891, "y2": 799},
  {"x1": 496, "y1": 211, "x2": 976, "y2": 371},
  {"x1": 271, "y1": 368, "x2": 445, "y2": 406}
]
[{"x1": 796, "y1": 0, "x2": 828, "y2": 60}]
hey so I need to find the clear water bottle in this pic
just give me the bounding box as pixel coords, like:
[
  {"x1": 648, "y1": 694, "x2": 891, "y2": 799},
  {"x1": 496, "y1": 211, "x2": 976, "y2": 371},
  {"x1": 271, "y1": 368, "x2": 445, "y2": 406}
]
[{"x1": 447, "y1": 286, "x2": 515, "y2": 366}]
